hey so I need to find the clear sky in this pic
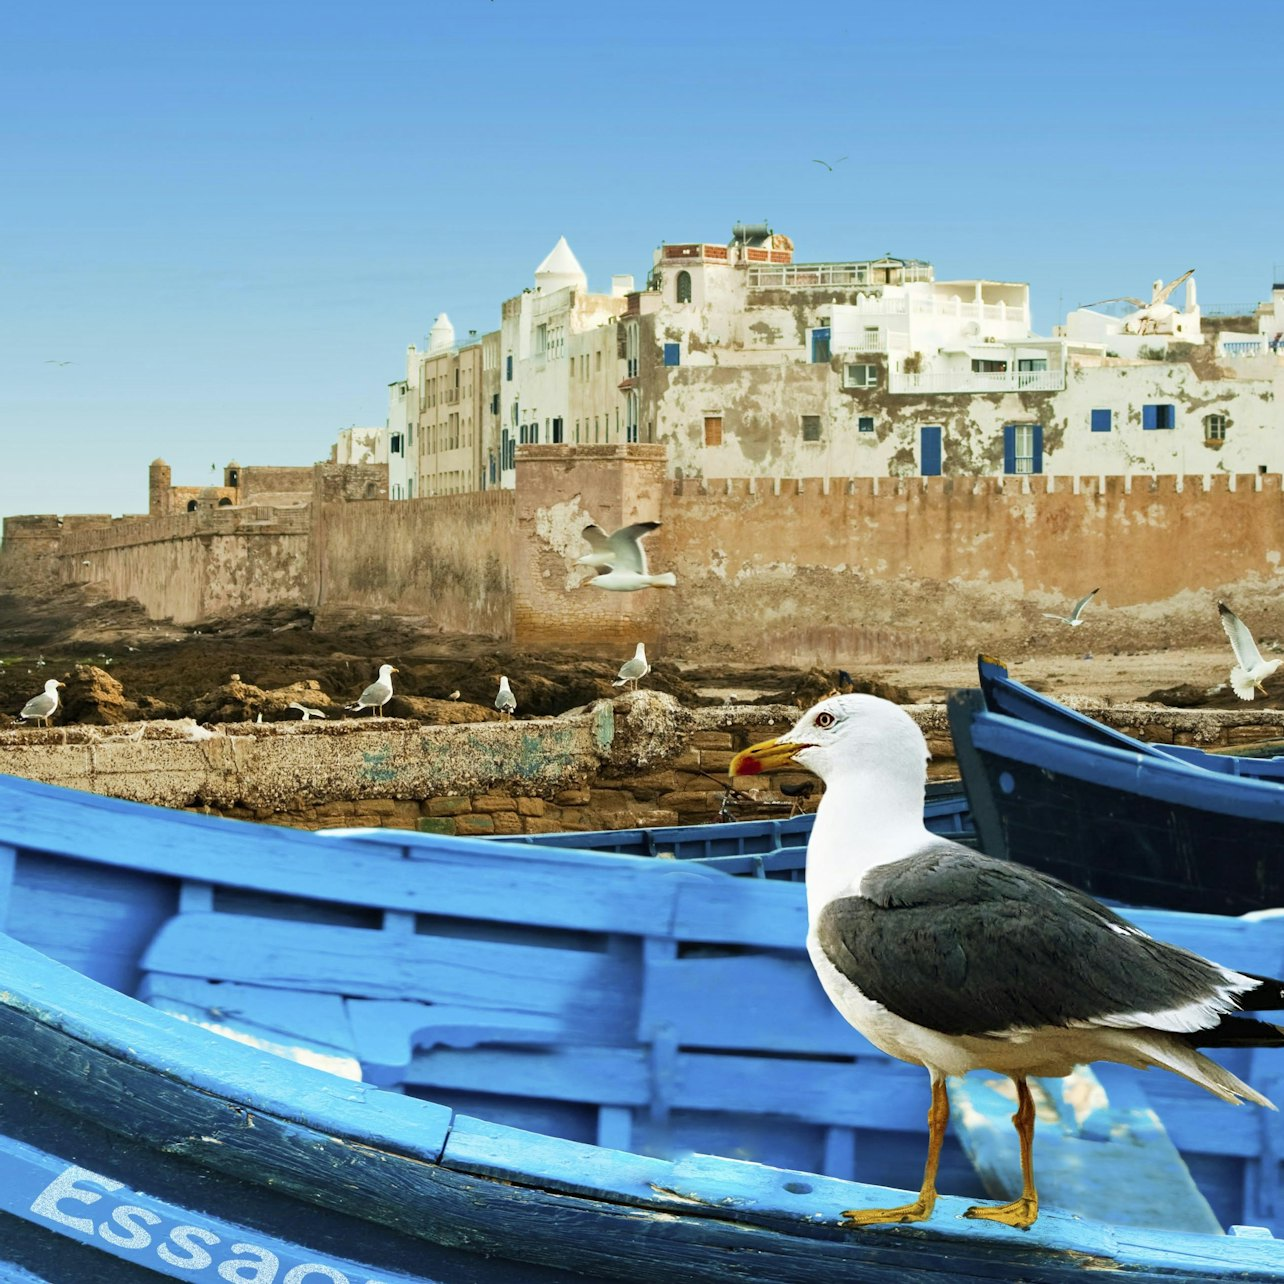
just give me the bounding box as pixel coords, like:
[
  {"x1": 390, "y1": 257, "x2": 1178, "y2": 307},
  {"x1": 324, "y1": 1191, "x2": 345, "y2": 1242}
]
[{"x1": 2, "y1": 0, "x2": 1281, "y2": 522}]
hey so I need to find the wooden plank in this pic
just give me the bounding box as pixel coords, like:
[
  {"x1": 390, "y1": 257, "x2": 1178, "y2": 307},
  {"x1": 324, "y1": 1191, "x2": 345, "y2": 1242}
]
[
  {"x1": 949, "y1": 1067, "x2": 1222, "y2": 1232},
  {"x1": 142, "y1": 914, "x2": 640, "y2": 1042},
  {"x1": 670, "y1": 876, "x2": 807, "y2": 949}
]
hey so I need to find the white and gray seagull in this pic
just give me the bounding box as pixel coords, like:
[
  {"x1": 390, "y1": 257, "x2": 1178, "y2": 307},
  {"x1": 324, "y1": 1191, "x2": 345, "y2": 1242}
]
[
  {"x1": 288, "y1": 701, "x2": 328, "y2": 721},
  {"x1": 495, "y1": 675, "x2": 517, "y2": 717},
  {"x1": 347, "y1": 664, "x2": 397, "y2": 717},
  {"x1": 613, "y1": 642, "x2": 650, "y2": 690},
  {"x1": 578, "y1": 521, "x2": 677, "y2": 592},
  {"x1": 20, "y1": 678, "x2": 64, "y2": 727},
  {"x1": 730, "y1": 693, "x2": 1284, "y2": 1230},
  {"x1": 1042, "y1": 587, "x2": 1099, "y2": 627},
  {"x1": 1219, "y1": 601, "x2": 1282, "y2": 701}
]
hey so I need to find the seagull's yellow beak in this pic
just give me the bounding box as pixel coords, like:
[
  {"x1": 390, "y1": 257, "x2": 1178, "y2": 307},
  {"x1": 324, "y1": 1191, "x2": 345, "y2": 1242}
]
[{"x1": 729, "y1": 736, "x2": 807, "y2": 777}]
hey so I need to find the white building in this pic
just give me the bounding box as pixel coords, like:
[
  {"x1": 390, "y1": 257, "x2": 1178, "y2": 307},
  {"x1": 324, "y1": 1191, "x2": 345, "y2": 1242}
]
[{"x1": 332, "y1": 426, "x2": 389, "y2": 466}]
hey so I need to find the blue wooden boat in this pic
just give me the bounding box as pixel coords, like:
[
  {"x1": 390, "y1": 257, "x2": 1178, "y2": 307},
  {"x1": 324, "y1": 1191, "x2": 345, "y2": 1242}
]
[
  {"x1": 2, "y1": 771, "x2": 1284, "y2": 1280},
  {"x1": 488, "y1": 779, "x2": 976, "y2": 880},
  {"x1": 950, "y1": 657, "x2": 1284, "y2": 915}
]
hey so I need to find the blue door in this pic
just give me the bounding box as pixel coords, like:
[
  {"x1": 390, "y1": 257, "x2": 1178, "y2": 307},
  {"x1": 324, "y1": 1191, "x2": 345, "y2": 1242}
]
[
  {"x1": 920, "y1": 425, "x2": 942, "y2": 476},
  {"x1": 811, "y1": 327, "x2": 831, "y2": 363}
]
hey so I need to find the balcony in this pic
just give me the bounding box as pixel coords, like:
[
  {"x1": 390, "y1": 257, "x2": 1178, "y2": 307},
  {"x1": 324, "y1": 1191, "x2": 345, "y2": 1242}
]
[
  {"x1": 889, "y1": 368, "x2": 1065, "y2": 395},
  {"x1": 746, "y1": 261, "x2": 934, "y2": 289}
]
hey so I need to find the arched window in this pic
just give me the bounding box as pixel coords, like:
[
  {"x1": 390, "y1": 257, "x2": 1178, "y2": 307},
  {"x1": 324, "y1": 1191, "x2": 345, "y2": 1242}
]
[
  {"x1": 676, "y1": 270, "x2": 692, "y2": 304},
  {"x1": 217, "y1": 497, "x2": 232, "y2": 507},
  {"x1": 186, "y1": 499, "x2": 198, "y2": 512}
]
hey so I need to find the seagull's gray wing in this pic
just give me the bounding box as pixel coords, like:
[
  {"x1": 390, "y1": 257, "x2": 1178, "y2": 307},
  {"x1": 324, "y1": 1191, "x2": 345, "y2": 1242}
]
[
  {"x1": 1069, "y1": 588, "x2": 1100, "y2": 622},
  {"x1": 606, "y1": 522, "x2": 661, "y2": 575},
  {"x1": 21, "y1": 693, "x2": 55, "y2": 718},
  {"x1": 1220, "y1": 603, "x2": 1266, "y2": 671},
  {"x1": 581, "y1": 525, "x2": 611, "y2": 553}
]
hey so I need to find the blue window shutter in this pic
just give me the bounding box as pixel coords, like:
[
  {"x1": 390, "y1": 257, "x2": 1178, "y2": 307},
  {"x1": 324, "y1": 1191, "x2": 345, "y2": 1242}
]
[
  {"x1": 1003, "y1": 425, "x2": 1016, "y2": 474},
  {"x1": 663, "y1": 342, "x2": 680, "y2": 366},
  {"x1": 1091, "y1": 409, "x2": 1111, "y2": 432},
  {"x1": 1143, "y1": 404, "x2": 1157, "y2": 430},
  {"x1": 1031, "y1": 425, "x2": 1043, "y2": 474},
  {"x1": 811, "y1": 327, "x2": 831, "y2": 363},
  {"x1": 1161, "y1": 403, "x2": 1175, "y2": 428}
]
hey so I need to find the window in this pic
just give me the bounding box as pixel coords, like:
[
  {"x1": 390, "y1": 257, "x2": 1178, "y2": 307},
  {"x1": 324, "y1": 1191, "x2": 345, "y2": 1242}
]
[
  {"x1": 1205, "y1": 413, "x2": 1228, "y2": 441},
  {"x1": 519, "y1": 424, "x2": 529, "y2": 445},
  {"x1": 971, "y1": 359, "x2": 1008, "y2": 373},
  {"x1": 534, "y1": 324, "x2": 547, "y2": 356},
  {"x1": 490, "y1": 393, "x2": 499, "y2": 415},
  {"x1": 1143, "y1": 403, "x2": 1176, "y2": 430},
  {"x1": 390, "y1": 433, "x2": 403, "y2": 455},
  {"x1": 663, "y1": 342, "x2": 680, "y2": 366},
  {"x1": 625, "y1": 393, "x2": 638, "y2": 443},
  {"x1": 704, "y1": 415, "x2": 723, "y2": 447},
  {"x1": 1090, "y1": 409, "x2": 1112, "y2": 433},
  {"x1": 802, "y1": 415, "x2": 822, "y2": 442},
  {"x1": 506, "y1": 355, "x2": 512, "y2": 381},
  {"x1": 811, "y1": 328, "x2": 831, "y2": 363},
  {"x1": 676, "y1": 270, "x2": 692, "y2": 303},
  {"x1": 407, "y1": 478, "x2": 414, "y2": 498},
  {"x1": 551, "y1": 417, "x2": 564, "y2": 444},
  {"x1": 1003, "y1": 423, "x2": 1043, "y2": 475},
  {"x1": 858, "y1": 416, "x2": 875, "y2": 433},
  {"x1": 1017, "y1": 358, "x2": 1047, "y2": 372},
  {"x1": 844, "y1": 363, "x2": 877, "y2": 388}
]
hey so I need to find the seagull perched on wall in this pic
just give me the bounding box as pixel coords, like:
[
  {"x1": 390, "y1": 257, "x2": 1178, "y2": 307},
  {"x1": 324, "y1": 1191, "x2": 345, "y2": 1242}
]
[
  {"x1": 495, "y1": 676, "x2": 517, "y2": 717},
  {"x1": 20, "y1": 679, "x2": 64, "y2": 727},
  {"x1": 1219, "y1": 602, "x2": 1283, "y2": 700},
  {"x1": 730, "y1": 693, "x2": 1284, "y2": 1230},
  {"x1": 1042, "y1": 588, "x2": 1100, "y2": 627},
  {"x1": 347, "y1": 664, "x2": 397, "y2": 717},
  {"x1": 613, "y1": 642, "x2": 650, "y2": 691},
  {"x1": 578, "y1": 521, "x2": 677, "y2": 591}
]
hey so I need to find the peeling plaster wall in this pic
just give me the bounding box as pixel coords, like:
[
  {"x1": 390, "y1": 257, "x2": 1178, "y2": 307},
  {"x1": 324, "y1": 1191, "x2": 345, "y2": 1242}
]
[
  {"x1": 310, "y1": 490, "x2": 514, "y2": 634},
  {"x1": 659, "y1": 472, "x2": 1284, "y2": 663}
]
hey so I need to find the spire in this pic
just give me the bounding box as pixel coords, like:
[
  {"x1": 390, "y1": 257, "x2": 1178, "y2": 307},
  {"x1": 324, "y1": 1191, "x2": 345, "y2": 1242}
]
[
  {"x1": 427, "y1": 312, "x2": 456, "y2": 354},
  {"x1": 534, "y1": 236, "x2": 587, "y2": 293}
]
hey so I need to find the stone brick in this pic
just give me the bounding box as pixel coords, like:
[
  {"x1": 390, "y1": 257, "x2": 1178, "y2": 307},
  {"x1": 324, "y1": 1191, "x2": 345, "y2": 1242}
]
[
  {"x1": 417, "y1": 817, "x2": 456, "y2": 835},
  {"x1": 658, "y1": 790, "x2": 718, "y2": 810},
  {"x1": 427, "y1": 796, "x2": 472, "y2": 817},
  {"x1": 588, "y1": 789, "x2": 632, "y2": 812},
  {"x1": 455, "y1": 813, "x2": 496, "y2": 836},
  {"x1": 1227, "y1": 725, "x2": 1277, "y2": 745},
  {"x1": 312, "y1": 802, "x2": 354, "y2": 817},
  {"x1": 489, "y1": 810, "x2": 523, "y2": 835},
  {"x1": 472, "y1": 795, "x2": 519, "y2": 813},
  {"x1": 626, "y1": 769, "x2": 678, "y2": 791},
  {"x1": 697, "y1": 750, "x2": 736, "y2": 772},
  {"x1": 390, "y1": 800, "x2": 422, "y2": 820},
  {"x1": 353, "y1": 799, "x2": 397, "y2": 815},
  {"x1": 522, "y1": 816, "x2": 569, "y2": 834},
  {"x1": 553, "y1": 788, "x2": 591, "y2": 806},
  {"x1": 516, "y1": 797, "x2": 546, "y2": 817},
  {"x1": 669, "y1": 749, "x2": 701, "y2": 770},
  {"x1": 690, "y1": 731, "x2": 734, "y2": 749}
]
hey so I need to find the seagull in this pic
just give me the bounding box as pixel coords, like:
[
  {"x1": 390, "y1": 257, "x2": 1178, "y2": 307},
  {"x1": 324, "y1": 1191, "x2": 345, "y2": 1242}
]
[
  {"x1": 495, "y1": 675, "x2": 517, "y2": 717},
  {"x1": 448, "y1": 690, "x2": 461, "y2": 700},
  {"x1": 812, "y1": 157, "x2": 847, "y2": 171},
  {"x1": 287, "y1": 702, "x2": 328, "y2": 721},
  {"x1": 1042, "y1": 588, "x2": 1099, "y2": 627},
  {"x1": 347, "y1": 664, "x2": 397, "y2": 716},
  {"x1": 44, "y1": 359, "x2": 73, "y2": 366},
  {"x1": 20, "y1": 679, "x2": 64, "y2": 727},
  {"x1": 1219, "y1": 602, "x2": 1283, "y2": 701},
  {"x1": 729, "y1": 693, "x2": 1284, "y2": 1230},
  {"x1": 578, "y1": 522, "x2": 677, "y2": 591},
  {"x1": 613, "y1": 642, "x2": 650, "y2": 690}
]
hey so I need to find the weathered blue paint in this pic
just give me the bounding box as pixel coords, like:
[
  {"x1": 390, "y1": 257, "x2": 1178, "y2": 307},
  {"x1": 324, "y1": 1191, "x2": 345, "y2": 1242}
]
[{"x1": 3, "y1": 771, "x2": 1284, "y2": 1277}]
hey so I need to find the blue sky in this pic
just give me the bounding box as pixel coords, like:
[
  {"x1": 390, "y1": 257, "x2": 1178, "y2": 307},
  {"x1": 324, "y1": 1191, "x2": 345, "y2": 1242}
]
[{"x1": 2, "y1": 0, "x2": 1281, "y2": 521}]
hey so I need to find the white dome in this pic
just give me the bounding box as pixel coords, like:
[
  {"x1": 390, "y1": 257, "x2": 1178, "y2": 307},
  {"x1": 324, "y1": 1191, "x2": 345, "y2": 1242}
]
[
  {"x1": 427, "y1": 312, "x2": 456, "y2": 354},
  {"x1": 534, "y1": 237, "x2": 587, "y2": 293}
]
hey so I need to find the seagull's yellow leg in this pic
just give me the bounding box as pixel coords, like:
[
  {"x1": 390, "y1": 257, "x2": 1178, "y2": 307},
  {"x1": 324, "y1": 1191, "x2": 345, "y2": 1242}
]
[
  {"x1": 965, "y1": 1075, "x2": 1039, "y2": 1229},
  {"x1": 842, "y1": 1074, "x2": 947, "y2": 1227}
]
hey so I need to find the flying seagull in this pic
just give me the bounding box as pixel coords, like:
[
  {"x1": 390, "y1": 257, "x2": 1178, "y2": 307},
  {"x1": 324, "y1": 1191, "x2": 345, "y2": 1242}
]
[
  {"x1": 613, "y1": 642, "x2": 650, "y2": 690},
  {"x1": 812, "y1": 156, "x2": 848, "y2": 171},
  {"x1": 287, "y1": 701, "x2": 328, "y2": 721},
  {"x1": 578, "y1": 521, "x2": 677, "y2": 591},
  {"x1": 729, "y1": 693, "x2": 1283, "y2": 1229},
  {"x1": 20, "y1": 679, "x2": 64, "y2": 727},
  {"x1": 1042, "y1": 588, "x2": 1100, "y2": 627},
  {"x1": 1219, "y1": 601, "x2": 1282, "y2": 700},
  {"x1": 495, "y1": 675, "x2": 517, "y2": 717},
  {"x1": 44, "y1": 359, "x2": 73, "y2": 366},
  {"x1": 347, "y1": 664, "x2": 397, "y2": 716}
]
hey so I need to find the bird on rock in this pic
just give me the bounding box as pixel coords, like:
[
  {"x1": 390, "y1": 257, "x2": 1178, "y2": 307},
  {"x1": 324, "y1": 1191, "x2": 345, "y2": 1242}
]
[
  {"x1": 347, "y1": 664, "x2": 397, "y2": 717},
  {"x1": 613, "y1": 642, "x2": 650, "y2": 691},
  {"x1": 495, "y1": 675, "x2": 517, "y2": 717},
  {"x1": 20, "y1": 679, "x2": 64, "y2": 727},
  {"x1": 730, "y1": 693, "x2": 1284, "y2": 1230}
]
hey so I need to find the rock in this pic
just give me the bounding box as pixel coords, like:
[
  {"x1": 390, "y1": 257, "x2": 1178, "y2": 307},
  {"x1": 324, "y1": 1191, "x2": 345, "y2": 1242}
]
[
  {"x1": 62, "y1": 664, "x2": 131, "y2": 725},
  {"x1": 189, "y1": 679, "x2": 271, "y2": 724},
  {"x1": 606, "y1": 690, "x2": 695, "y2": 770},
  {"x1": 386, "y1": 695, "x2": 502, "y2": 724}
]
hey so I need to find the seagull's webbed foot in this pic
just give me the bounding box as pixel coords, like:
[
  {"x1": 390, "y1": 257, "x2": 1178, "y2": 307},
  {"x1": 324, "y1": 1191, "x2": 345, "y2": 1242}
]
[
  {"x1": 841, "y1": 1196, "x2": 935, "y2": 1227},
  {"x1": 965, "y1": 1076, "x2": 1039, "y2": 1230},
  {"x1": 843, "y1": 1074, "x2": 947, "y2": 1231},
  {"x1": 964, "y1": 1195, "x2": 1038, "y2": 1228}
]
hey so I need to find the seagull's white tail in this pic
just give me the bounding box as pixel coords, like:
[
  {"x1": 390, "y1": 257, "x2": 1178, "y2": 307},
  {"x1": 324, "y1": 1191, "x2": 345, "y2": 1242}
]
[
  {"x1": 1230, "y1": 666, "x2": 1258, "y2": 700},
  {"x1": 647, "y1": 573, "x2": 678, "y2": 588},
  {"x1": 1138, "y1": 1034, "x2": 1276, "y2": 1108}
]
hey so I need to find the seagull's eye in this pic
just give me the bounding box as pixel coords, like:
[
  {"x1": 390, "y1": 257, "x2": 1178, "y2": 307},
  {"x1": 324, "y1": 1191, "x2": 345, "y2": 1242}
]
[{"x1": 814, "y1": 711, "x2": 836, "y2": 729}]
